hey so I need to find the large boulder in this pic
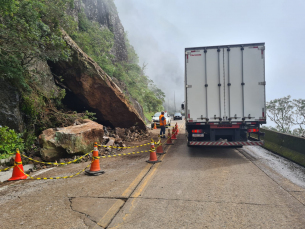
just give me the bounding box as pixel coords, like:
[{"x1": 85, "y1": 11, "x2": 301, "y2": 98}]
[
  {"x1": 48, "y1": 29, "x2": 146, "y2": 130},
  {"x1": 39, "y1": 119, "x2": 104, "y2": 161},
  {"x1": 112, "y1": 77, "x2": 145, "y2": 121}
]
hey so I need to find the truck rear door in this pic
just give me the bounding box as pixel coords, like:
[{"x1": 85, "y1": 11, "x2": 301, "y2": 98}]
[{"x1": 185, "y1": 43, "x2": 265, "y2": 123}]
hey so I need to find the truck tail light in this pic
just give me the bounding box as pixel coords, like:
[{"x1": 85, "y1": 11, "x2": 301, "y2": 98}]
[
  {"x1": 247, "y1": 129, "x2": 259, "y2": 133},
  {"x1": 192, "y1": 129, "x2": 203, "y2": 133}
]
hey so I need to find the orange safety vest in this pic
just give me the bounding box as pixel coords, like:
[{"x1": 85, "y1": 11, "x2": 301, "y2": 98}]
[{"x1": 159, "y1": 114, "x2": 166, "y2": 126}]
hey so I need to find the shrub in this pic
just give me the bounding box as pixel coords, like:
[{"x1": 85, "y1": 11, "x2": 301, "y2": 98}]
[{"x1": 0, "y1": 126, "x2": 25, "y2": 159}]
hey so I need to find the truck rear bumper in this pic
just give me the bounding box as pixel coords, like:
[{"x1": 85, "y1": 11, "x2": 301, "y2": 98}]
[{"x1": 189, "y1": 141, "x2": 264, "y2": 146}]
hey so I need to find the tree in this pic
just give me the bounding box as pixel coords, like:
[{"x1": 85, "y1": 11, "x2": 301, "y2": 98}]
[
  {"x1": 266, "y1": 96, "x2": 294, "y2": 134},
  {"x1": 266, "y1": 96, "x2": 305, "y2": 137},
  {"x1": 292, "y1": 98, "x2": 305, "y2": 136}
]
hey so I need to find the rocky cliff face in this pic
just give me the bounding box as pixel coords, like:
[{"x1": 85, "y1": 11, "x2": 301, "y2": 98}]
[
  {"x1": 0, "y1": 80, "x2": 24, "y2": 132},
  {"x1": 72, "y1": 0, "x2": 128, "y2": 62},
  {"x1": 0, "y1": 0, "x2": 145, "y2": 133},
  {"x1": 0, "y1": 60, "x2": 60, "y2": 132}
]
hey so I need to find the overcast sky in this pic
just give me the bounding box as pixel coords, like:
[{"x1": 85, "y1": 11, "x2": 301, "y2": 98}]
[{"x1": 115, "y1": 0, "x2": 305, "y2": 113}]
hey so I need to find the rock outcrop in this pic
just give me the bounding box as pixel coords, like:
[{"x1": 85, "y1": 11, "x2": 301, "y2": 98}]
[
  {"x1": 0, "y1": 79, "x2": 24, "y2": 132},
  {"x1": 72, "y1": 0, "x2": 128, "y2": 62},
  {"x1": 39, "y1": 119, "x2": 104, "y2": 161},
  {"x1": 48, "y1": 29, "x2": 146, "y2": 130}
]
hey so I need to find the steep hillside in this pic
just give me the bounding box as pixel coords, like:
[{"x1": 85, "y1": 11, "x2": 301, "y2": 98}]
[{"x1": 0, "y1": 0, "x2": 164, "y2": 153}]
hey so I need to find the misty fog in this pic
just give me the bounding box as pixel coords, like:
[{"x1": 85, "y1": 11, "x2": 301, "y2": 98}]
[{"x1": 115, "y1": 0, "x2": 305, "y2": 115}]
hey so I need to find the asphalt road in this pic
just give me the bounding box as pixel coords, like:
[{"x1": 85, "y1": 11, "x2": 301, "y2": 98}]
[{"x1": 1, "y1": 120, "x2": 305, "y2": 228}]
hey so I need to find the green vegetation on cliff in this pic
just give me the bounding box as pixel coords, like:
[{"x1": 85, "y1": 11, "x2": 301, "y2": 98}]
[
  {"x1": 0, "y1": 0, "x2": 164, "y2": 122},
  {"x1": 0, "y1": 0, "x2": 72, "y2": 87},
  {"x1": 0, "y1": 0, "x2": 95, "y2": 151},
  {"x1": 0, "y1": 0, "x2": 163, "y2": 152}
]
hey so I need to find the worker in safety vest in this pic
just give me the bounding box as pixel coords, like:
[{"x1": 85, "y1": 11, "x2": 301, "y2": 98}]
[{"x1": 159, "y1": 111, "x2": 166, "y2": 138}]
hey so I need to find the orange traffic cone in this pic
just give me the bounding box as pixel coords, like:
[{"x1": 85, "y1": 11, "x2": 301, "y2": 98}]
[
  {"x1": 8, "y1": 149, "x2": 27, "y2": 181},
  {"x1": 176, "y1": 123, "x2": 179, "y2": 134},
  {"x1": 154, "y1": 122, "x2": 157, "y2": 129},
  {"x1": 150, "y1": 138, "x2": 155, "y2": 150},
  {"x1": 85, "y1": 143, "x2": 105, "y2": 176},
  {"x1": 146, "y1": 139, "x2": 161, "y2": 163},
  {"x1": 156, "y1": 144, "x2": 165, "y2": 155},
  {"x1": 166, "y1": 129, "x2": 174, "y2": 145},
  {"x1": 171, "y1": 127, "x2": 177, "y2": 140},
  {"x1": 156, "y1": 136, "x2": 165, "y2": 155}
]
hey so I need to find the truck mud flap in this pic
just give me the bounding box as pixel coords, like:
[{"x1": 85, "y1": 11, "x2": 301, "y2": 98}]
[{"x1": 189, "y1": 141, "x2": 264, "y2": 146}]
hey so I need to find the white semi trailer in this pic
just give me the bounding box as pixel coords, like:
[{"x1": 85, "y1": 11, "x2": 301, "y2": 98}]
[{"x1": 183, "y1": 43, "x2": 266, "y2": 146}]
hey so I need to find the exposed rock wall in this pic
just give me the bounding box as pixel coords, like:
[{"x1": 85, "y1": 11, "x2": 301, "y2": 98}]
[
  {"x1": 28, "y1": 59, "x2": 62, "y2": 98},
  {"x1": 0, "y1": 59, "x2": 68, "y2": 133},
  {"x1": 72, "y1": 0, "x2": 128, "y2": 62},
  {"x1": 0, "y1": 0, "x2": 144, "y2": 133},
  {"x1": 48, "y1": 29, "x2": 146, "y2": 130},
  {"x1": 0, "y1": 80, "x2": 24, "y2": 132}
]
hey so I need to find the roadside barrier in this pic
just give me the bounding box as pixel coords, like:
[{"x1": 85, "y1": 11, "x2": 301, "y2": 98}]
[
  {"x1": 98, "y1": 142, "x2": 150, "y2": 149},
  {"x1": 146, "y1": 139, "x2": 161, "y2": 164},
  {"x1": 99, "y1": 150, "x2": 150, "y2": 158},
  {"x1": 16, "y1": 161, "x2": 91, "y2": 180},
  {"x1": 20, "y1": 152, "x2": 91, "y2": 165},
  {"x1": 7, "y1": 148, "x2": 93, "y2": 180},
  {"x1": 85, "y1": 142, "x2": 104, "y2": 176},
  {"x1": 4, "y1": 125, "x2": 182, "y2": 181}
]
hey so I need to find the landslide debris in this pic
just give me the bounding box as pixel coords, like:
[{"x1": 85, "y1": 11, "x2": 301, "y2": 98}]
[{"x1": 37, "y1": 120, "x2": 150, "y2": 162}]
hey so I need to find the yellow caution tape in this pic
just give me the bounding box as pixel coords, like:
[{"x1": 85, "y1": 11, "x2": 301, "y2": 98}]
[
  {"x1": 100, "y1": 150, "x2": 151, "y2": 158},
  {"x1": 9, "y1": 125, "x2": 182, "y2": 179},
  {"x1": 0, "y1": 165, "x2": 15, "y2": 172},
  {"x1": 16, "y1": 160, "x2": 92, "y2": 180},
  {"x1": 98, "y1": 142, "x2": 150, "y2": 149},
  {"x1": 20, "y1": 152, "x2": 91, "y2": 165}
]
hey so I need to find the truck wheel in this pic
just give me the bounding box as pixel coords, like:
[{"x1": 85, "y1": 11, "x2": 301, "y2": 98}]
[{"x1": 151, "y1": 124, "x2": 154, "y2": 129}]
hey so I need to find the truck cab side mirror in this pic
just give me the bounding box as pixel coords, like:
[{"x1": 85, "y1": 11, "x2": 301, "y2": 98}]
[{"x1": 181, "y1": 104, "x2": 184, "y2": 110}]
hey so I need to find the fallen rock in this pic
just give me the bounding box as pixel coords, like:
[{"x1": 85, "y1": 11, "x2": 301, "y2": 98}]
[
  {"x1": 48, "y1": 29, "x2": 146, "y2": 130},
  {"x1": 106, "y1": 137, "x2": 115, "y2": 147},
  {"x1": 39, "y1": 120, "x2": 104, "y2": 161},
  {"x1": 115, "y1": 127, "x2": 126, "y2": 139},
  {"x1": 115, "y1": 137, "x2": 122, "y2": 144}
]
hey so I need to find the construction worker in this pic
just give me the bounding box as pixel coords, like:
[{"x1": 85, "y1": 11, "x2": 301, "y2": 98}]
[{"x1": 159, "y1": 111, "x2": 166, "y2": 138}]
